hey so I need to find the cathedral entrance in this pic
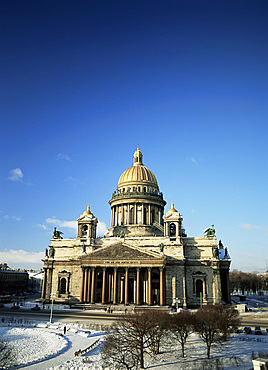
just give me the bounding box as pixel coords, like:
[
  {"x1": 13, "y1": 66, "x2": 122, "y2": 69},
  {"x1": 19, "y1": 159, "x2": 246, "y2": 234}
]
[
  {"x1": 80, "y1": 265, "x2": 164, "y2": 306},
  {"x1": 128, "y1": 278, "x2": 135, "y2": 304}
]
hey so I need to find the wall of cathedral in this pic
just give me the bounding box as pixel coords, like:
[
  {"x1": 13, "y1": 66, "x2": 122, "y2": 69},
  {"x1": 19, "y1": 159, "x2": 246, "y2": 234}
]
[{"x1": 44, "y1": 234, "x2": 225, "y2": 307}]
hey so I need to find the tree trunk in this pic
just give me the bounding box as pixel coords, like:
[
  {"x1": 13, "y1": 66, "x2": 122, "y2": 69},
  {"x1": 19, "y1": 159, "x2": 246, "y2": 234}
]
[
  {"x1": 140, "y1": 349, "x2": 144, "y2": 369},
  {"x1": 207, "y1": 344, "x2": 211, "y2": 359},
  {"x1": 181, "y1": 343, "x2": 185, "y2": 358}
]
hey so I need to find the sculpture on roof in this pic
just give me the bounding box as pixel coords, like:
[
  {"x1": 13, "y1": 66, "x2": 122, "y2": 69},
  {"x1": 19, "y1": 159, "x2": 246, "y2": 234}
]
[
  {"x1": 159, "y1": 243, "x2": 164, "y2": 253},
  {"x1": 219, "y1": 239, "x2": 224, "y2": 249},
  {"x1": 49, "y1": 246, "x2": 55, "y2": 258},
  {"x1": 204, "y1": 225, "x2": 216, "y2": 238},
  {"x1": 53, "y1": 227, "x2": 63, "y2": 239}
]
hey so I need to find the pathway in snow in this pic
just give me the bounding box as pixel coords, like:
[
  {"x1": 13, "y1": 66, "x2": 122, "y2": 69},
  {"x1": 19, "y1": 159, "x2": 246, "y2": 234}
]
[{"x1": 23, "y1": 332, "x2": 102, "y2": 369}]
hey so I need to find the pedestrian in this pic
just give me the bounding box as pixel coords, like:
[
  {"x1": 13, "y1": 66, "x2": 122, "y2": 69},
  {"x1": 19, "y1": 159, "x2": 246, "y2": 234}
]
[{"x1": 63, "y1": 325, "x2": 66, "y2": 334}]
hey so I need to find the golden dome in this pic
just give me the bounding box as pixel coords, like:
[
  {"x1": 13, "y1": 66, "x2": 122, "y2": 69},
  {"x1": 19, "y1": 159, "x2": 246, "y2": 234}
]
[
  {"x1": 117, "y1": 148, "x2": 159, "y2": 190},
  {"x1": 80, "y1": 204, "x2": 94, "y2": 218},
  {"x1": 167, "y1": 202, "x2": 178, "y2": 213}
]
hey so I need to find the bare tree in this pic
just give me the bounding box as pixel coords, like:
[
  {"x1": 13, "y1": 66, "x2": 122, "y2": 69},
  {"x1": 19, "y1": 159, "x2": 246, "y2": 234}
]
[
  {"x1": 229, "y1": 270, "x2": 266, "y2": 294},
  {"x1": 194, "y1": 306, "x2": 224, "y2": 359},
  {"x1": 147, "y1": 310, "x2": 169, "y2": 355},
  {"x1": 101, "y1": 310, "x2": 168, "y2": 369},
  {"x1": 101, "y1": 332, "x2": 138, "y2": 370},
  {"x1": 216, "y1": 305, "x2": 241, "y2": 341},
  {"x1": 118, "y1": 311, "x2": 159, "y2": 369},
  {"x1": 168, "y1": 311, "x2": 195, "y2": 358}
]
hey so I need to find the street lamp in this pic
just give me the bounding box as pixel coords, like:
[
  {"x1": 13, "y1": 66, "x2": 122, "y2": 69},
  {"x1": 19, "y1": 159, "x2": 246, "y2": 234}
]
[
  {"x1": 173, "y1": 297, "x2": 180, "y2": 312},
  {"x1": 49, "y1": 293, "x2": 56, "y2": 323}
]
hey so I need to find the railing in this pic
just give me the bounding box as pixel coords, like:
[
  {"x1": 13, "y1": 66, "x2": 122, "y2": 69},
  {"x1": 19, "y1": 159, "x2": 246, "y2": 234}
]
[
  {"x1": 153, "y1": 221, "x2": 164, "y2": 233},
  {"x1": 111, "y1": 191, "x2": 164, "y2": 200},
  {"x1": 74, "y1": 338, "x2": 100, "y2": 357}
]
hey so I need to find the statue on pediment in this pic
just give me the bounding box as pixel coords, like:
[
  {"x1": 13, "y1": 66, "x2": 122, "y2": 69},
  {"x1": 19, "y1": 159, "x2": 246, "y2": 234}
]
[
  {"x1": 204, "y1": 225, "x2": 216, "y2": 238},
  {"x1": 159, "y1": 243, "x2": 164, "y2": 253},
  {"x1": 53, "y1": 227, "x2": 63, "y2": 239},
  {"x1": 49, "y1": 246, "x2": 55, "y2": 258}
]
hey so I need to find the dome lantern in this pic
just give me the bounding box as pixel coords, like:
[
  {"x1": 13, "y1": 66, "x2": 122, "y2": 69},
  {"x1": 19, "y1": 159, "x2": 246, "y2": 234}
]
[{"x1": 133, "y1": 146, "x2": 143, "y2": 165}]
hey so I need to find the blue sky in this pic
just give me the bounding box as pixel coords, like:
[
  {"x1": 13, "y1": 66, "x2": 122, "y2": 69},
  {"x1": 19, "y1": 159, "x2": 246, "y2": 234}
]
[{"x1": 0, "y1": 0, "x2": 267, "y2": 272}]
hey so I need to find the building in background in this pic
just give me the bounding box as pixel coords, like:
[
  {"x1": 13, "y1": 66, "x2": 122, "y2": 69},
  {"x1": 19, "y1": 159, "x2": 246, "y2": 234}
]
[
  {"x1": 42, "y1": 148, "x2": 231, "y2": 308},
  {"x1": 28, "y1": 270, "x2": 44, "y2": 293},
  {"x1": 0, "y1": 264, "x2": 28, "y2": 295}
]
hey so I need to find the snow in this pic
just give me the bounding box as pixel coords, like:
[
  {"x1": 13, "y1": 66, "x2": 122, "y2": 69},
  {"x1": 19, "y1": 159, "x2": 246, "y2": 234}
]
[
  {"x1": 1, "y1": 295, "x2": 267, "y2": 369},
  {"x1": 1, "y1": 324, "x2": 268, "y2": 369},
  {"x1": 0, "y1": 327, "x2": 68, "y2": 367}
]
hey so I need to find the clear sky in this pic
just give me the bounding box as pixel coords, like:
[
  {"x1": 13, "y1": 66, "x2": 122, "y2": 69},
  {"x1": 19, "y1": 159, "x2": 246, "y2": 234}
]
[{"x1": 0, "y1": 0, "x2": 267, "y2": 272}]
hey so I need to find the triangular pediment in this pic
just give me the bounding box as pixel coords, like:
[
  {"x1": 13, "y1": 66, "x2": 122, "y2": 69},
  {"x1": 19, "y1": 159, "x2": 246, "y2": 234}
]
[{"x1": 82, "y1": 242, "x2": 164, "y2": 261}]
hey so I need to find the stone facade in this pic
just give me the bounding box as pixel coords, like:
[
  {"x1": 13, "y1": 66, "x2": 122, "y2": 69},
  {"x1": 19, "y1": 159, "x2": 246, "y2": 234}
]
[{"x1": 42, "y1": 148, "x2": 231, "y2": 308}]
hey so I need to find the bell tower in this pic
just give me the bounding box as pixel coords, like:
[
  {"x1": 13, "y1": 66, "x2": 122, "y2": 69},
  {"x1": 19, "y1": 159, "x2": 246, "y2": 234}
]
[
  {"x1": 163, "y1": 202, "x2": 186, "y2": 239},
  {"x1": 77, "y1": 204, "x2": 98, "y2": 241}
]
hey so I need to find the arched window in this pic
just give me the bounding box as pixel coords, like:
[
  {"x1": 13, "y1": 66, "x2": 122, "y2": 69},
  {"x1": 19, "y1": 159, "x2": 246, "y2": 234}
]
[
  {"x1": 129, "y1": 208, "x2": 134, "y2": 224},
  {"x1": 196, "y1": 279, "x2": 203, "y2": 297},
  {"x1": 160, "y1": 210, "x2": 163, "y2": 225},
  {"x1": 81, "y1": 225, "x2": 88, "y2": 237},
  {"x1": 151, "y1": 209, "x2": 155, "y2": 224},
  {"x1": 143, "y1": 208, "x2": 147, "y2": 224},
  {"x1": 114, "y1": 209, "x2": 117, "y2": 226},
  {"x1": 60, "y1": 278, "x2": 66, "y2": 294},
  {"x1": 170, "y1": 223, "x2": 176, "y2": 237}
]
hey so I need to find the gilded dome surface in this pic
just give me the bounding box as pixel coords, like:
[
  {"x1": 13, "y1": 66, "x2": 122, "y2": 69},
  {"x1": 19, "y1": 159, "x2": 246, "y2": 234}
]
[
  {"x1": 166, "y1": 202, "x2": 178, "y2": 213},
  {"x1": 117, "y1": 148, "x2": 159, "y2": 190}
]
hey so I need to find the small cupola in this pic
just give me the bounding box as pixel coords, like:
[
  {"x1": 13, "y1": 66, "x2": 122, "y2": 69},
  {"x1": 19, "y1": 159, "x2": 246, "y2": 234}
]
[
  {"x1": 163, "y1": 202, "x2": 185, "y2": 239},
  {"x1": 77, "y1": 204, "x2": 98, "y2": 240},
  {"x1": 133, "y1": 146, "x2": 143, "y2": 165}
]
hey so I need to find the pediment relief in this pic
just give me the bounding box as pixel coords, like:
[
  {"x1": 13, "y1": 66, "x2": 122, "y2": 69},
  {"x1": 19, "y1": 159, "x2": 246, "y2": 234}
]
[{"x1": 81, "y1": 243, "x2": 164, "y2": 261}]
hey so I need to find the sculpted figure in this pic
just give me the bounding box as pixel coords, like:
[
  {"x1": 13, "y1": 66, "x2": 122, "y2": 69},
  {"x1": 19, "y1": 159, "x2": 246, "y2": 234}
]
[
  {"x1": 49, "y1": 246, "x2": 55, "y2": 258},
  {"x1": 159, "y1": 243, "x2": 164, "y2": 253},
  {"x1": 204, "y1": 225, "x2": 216, "y2": 238},
  {"x1": 53, "y1": 227, "x2": 63, "y2": 239},
  {"x1": 212, "y1": 247, "x2": 219, "y2": 258}
]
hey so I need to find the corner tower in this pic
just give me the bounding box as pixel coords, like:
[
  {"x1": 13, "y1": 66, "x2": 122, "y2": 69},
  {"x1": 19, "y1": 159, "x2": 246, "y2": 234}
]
[{"x1": 108, "y1": 148, "x2": 166, "y2": 237}]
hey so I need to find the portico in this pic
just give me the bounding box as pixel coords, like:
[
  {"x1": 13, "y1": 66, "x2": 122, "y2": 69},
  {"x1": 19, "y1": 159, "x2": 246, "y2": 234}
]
[{"x1": 79, "y1": 242, "x2": 166, "y2": 305}]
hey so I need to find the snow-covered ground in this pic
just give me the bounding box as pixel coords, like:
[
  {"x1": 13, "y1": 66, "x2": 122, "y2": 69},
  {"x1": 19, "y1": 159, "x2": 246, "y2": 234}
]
[
  {"x1": 1, "y1": 294, "x2": 267, "y2": 369},
  {"x1": 1, "y1": 324, "x2": 268, "y2": 369}
]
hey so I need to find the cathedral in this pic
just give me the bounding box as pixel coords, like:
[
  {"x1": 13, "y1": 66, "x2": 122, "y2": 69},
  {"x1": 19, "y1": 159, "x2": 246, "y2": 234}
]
[{"x1": 42, "y1": 148, "x2": 231, "y2": 308}]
